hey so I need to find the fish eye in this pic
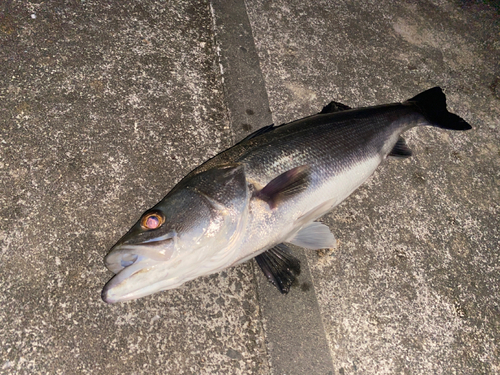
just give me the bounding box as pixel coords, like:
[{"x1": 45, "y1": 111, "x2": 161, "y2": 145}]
[{"x1": 141, "y1": 211, "x2": 165, "y2": 230}]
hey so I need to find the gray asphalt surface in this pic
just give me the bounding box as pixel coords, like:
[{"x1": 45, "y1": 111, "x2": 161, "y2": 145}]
[{"x1": 1, "y1": 0, "x2": 499, "y2": 374}]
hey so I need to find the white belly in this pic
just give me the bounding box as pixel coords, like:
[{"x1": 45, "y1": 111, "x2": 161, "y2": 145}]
[{"x1": 234, "y1": 154, "x2": 383, "y2": 263}]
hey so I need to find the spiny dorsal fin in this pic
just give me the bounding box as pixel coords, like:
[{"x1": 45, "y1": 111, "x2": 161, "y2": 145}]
[
  {"x1": 254, "y1": 165, "x2": 310, "y2": 209},
  {"x1": 389, "y1": 137, "x2": 412, "y2": 158},
  {"x1": 319, "y1": 101, "x2": 351, "y2": 114},
  {"x1": 239, "y1": 124, "x2": 275, "y2": 143},
  {"x1": 254, "y1": 244, "x2": 301, "y2": 294}
]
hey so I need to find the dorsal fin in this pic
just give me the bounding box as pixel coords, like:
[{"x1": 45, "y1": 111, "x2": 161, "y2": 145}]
[
  {"x1": 319, "y1": 101, "x2": 351, "y2": 114},
  {"x1": 241, "y1": 100, "x2": 351, "y2": 144},
  {"x1": 239, "y1": 124, "x2": 275, "y2": 142}
]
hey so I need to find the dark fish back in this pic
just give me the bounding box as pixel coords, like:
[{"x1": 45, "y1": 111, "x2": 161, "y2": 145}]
[{"x1": 238, "y1": 104, "x2": 419, "y2": 181}]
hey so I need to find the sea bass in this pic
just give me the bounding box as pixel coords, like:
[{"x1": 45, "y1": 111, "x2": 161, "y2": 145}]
[{"x1": 102, "y1": 87, "x2": 471, "y2": 303}]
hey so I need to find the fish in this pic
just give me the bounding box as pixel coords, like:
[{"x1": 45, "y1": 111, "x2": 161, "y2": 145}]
[{"x1": 101, "y1": 87, "x2": 471, "y2": 304}]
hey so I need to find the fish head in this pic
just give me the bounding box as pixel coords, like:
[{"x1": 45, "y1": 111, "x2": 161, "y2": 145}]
[{"x1": 102, "y1": 164, "x2": 249, "y2": 303}]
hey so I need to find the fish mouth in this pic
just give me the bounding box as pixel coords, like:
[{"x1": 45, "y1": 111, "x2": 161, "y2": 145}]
[{"x1": 101, "y1": 245, "x2": 177, "y2": 304}]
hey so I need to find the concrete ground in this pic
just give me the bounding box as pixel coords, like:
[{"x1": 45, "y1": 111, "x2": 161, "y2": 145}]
[{"x1": 1, "y1": 0, "x2": 498, "y2": 374}]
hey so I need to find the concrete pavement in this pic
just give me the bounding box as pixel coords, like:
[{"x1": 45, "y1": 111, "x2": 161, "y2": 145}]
[{"x1": 1, "y1": 0, "x2": 499, "y2": 374}]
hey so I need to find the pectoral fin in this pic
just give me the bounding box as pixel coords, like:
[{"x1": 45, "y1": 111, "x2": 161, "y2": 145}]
[
  {"x1": 287, "y1": 221, "x2": 336, "y2": 249},
  {"x1": 254, "y1": 244, "x2": 301, "y2": 294},
  {"x1": 254, "y1": 165, "x2": 310, "y2": 209}
]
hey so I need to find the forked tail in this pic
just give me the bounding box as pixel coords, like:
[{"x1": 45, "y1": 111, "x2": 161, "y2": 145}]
[{"x1": 405, "y1": 87, "x2": 472, "y2": 131}]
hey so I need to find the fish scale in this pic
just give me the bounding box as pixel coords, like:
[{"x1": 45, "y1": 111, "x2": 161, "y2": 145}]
[{"x1": 102, "y1": 87, "x2": 471, "y2": 303}]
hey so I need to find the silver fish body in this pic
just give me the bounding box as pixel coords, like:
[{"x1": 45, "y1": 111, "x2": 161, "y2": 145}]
[{"x1": 102, "y1": 87, "x2": 471, "y2": 303}]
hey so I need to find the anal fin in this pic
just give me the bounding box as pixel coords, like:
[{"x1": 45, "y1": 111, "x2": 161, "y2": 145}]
[
  {"x1": 287, "y1": 221, "x2": 336, "y2": 249},
  {"x1": 389, "y1": 137, "x2": 412, "y2": 158},
  {"x1": 254, "y1": 244, "x2": 301, "y2": 294}
]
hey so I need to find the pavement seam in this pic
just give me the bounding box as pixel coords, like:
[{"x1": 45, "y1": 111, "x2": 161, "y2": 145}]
[{"x1": 209, "y1": 1, "x2": 335, "y2": 374}]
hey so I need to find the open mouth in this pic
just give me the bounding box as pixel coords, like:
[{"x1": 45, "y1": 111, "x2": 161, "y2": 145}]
[
  {"x1": 101, "y1": 245, "x2": 173, "y2": 304},
  {"x1": 105, "y1": 244, "x2": 174, "y2": 273}
]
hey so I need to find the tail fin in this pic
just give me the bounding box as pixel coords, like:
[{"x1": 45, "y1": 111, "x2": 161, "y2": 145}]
[{"x1": 405, "y1": 87, "x2": 472, "y2": 131}]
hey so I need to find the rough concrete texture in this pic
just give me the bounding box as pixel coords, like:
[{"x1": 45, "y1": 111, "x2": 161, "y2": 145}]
[
  {"x1": 1, "y1": 0, "x2": 499, "y2": 374},
  {"x1": 1, "y1": 1, "x2": 267, "y2": 374},
  {"x1": 245, "y1": 0, "x2": 500, "y2": 374}
]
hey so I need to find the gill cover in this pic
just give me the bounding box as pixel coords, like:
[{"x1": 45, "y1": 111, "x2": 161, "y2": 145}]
[{"x1": 102, "y1": 163, "x2": 249, "y2": 303}]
